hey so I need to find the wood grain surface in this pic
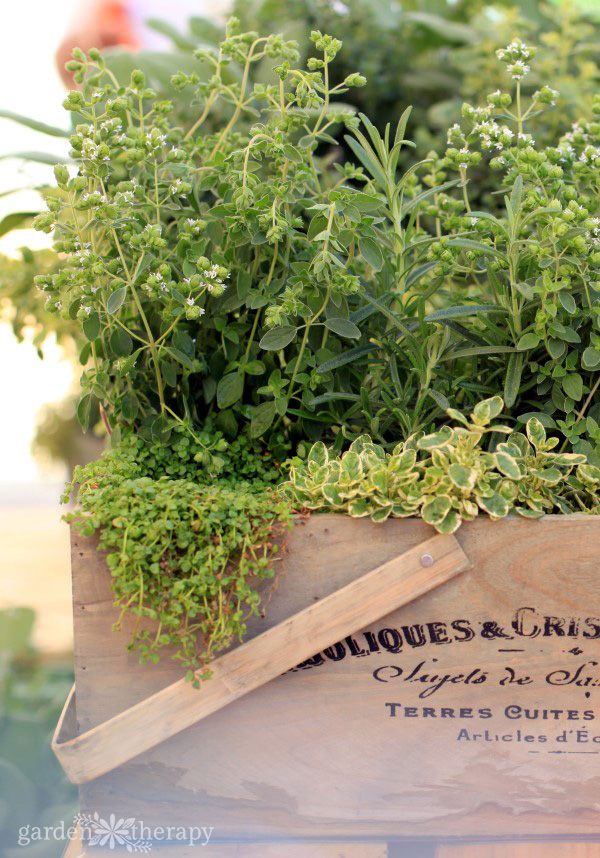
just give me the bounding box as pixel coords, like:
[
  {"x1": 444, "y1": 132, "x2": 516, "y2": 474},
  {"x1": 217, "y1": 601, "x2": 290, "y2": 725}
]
[
  {"x1": 54, "y1": 533, "x2": 468, "y2": 783},
  {"x1": 436, "y1": 845, "x2": 600, "y2": 857},
  {"x1": 68, "y1": 514, "x2": 600, "y2": 842}
]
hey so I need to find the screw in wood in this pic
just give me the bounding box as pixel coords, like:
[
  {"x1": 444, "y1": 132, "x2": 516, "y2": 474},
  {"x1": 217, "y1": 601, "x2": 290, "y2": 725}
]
[{"x1": 420, "y1": 553, "x2": 434, "y2": 567}]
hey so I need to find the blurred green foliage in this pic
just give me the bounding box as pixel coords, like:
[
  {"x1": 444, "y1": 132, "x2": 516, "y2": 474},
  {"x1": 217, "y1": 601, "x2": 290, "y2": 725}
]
[
  {"x1": 0, "y1": 609, "x2": 76, "y2": 858},
  {"x1": 131, "y1": 0, "x2": 600, "y2": 159},
  {"x1": 0, "y1": 249, "x2": 71, "y2": 352}
]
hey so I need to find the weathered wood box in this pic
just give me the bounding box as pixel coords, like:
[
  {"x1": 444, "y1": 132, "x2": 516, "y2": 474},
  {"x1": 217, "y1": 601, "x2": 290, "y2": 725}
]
[{"x1": 55, "y1": 514, "x2": 600, "y2": 845}]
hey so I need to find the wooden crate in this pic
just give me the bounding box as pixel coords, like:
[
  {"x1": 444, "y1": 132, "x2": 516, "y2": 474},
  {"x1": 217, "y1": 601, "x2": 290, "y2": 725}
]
[{"x1": 62, "y1": 514, "x2": 600, "y2": 845}]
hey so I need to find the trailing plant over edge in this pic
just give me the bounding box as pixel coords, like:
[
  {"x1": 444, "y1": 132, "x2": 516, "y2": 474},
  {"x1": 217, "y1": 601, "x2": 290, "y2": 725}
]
[{"x1": 64, "y1": 430, "x2": 291, "y2": 678}]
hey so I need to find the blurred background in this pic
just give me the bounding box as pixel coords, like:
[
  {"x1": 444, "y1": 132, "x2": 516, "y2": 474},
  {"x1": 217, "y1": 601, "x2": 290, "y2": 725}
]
[{"x1": 0, "y1": 0, "x2": 599, "y2": 854}]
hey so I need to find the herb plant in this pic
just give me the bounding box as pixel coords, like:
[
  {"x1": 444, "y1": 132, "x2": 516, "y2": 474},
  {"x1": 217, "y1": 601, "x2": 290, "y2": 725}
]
[
  {"x1": 18, "y1": 18, "x2": 600, "y2": 679},
  {"x1": 36, "y1": 21, "x2": 427, "y2": 448},
  {"x1": 64, "y1": 430, "x2": 291, "y2": 677},
  {"x1": 421, "y1": 39, "x2": 600, "y2": 462},
  {"x1": 286, "y1": 396, "x2": 600, "y2": 533}
]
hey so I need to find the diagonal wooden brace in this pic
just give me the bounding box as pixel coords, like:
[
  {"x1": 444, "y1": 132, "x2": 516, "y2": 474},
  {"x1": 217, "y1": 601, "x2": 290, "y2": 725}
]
[{"x1": 52, "y1": 532, "x2": 470, "y2": 784}]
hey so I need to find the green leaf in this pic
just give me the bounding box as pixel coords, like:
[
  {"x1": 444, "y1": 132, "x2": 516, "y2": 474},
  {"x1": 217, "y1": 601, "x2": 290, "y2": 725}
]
[
  {"x1": 309, "y1": 392, "x2": 361, "y2": 406},
  {"x1": 404, "y1": 11, "x2": 477, "y2": 42},
  {"x1": 109, "y1": 327, "x2": 133, "y2": 356},
  {"x1": 526, "y1": 417, "x2": 547, "y2": 450},
  {"x1": 427, "y1": 389, "x2": 450, "y2": 410},
  {"x1": 0, "y1": 109, "x2": 70, "y2": 137},
  {"x1": 283, "y1": 144, "x2": 303, "y2": 163},
  {"x1": 244, "y1": 360, "x2": 266, "y2": 376},
  {"x1": 358, "y1": 236, "x2": 384, "y2": 271},
  {"x1": 504, "y1": 353, "x2": 523, "y2": 409},
  {"x1": 477, "y1": 492, "x2": 510, "y2": 518},
  {"x1": 259, "y1": 325, "x2": 298, "y2": 350},
  {"x1": 316, "y1": 344, "x2": 375, "y2": 373},
  {"x1": 250, "y1": 401, "x2": 276, "y2": 438},
  {"x1": 394, "y1": 107, "x2": 412, "y2": 146},
  {"x1": 348, "y1": 498, "x2": 369, "y2": 517},
  {"x1": 558, "y1": 292, "x2": 577, "y2": 314},
  {"x1": 445, "y1": 238, "x2": 507, "y2": 262},
  {"x1": 583, "y1": 347, "x2": 600, "y2": 369},
  {"x1": 547, "y1": 338, "x2": 566, "y2": 360},
  {"x1": 436, "y1": 510, "x2": 462, "y2": 534},
  {"x1": 535, "y1": 467, "x2": 562, "y2": 484},
  {"x1": 0, "y1": 150, "x2": 70, "y2": 165},
  {"x1": 341, "y1": 450, "x2": 362, "y2": 480},
  {"x1": 121, "y1": 392, "x2": 139, "y2": 421},
  {"x1": 473, "y1": 396, "x2": 503, "y2": 424},
  {"x1": 464, "y1": 210, "x2": 506, "y2": 231},
  {"x1": 322, "y1": 483, "x2": 344, "y2": 506},
  {"x1": 510, "y1": 174, "x2": 524, "y2": 214},
  {"x1": 120, "y1": 347, "x2": 143, "y2": 375},
  {"x1": 344, "y1": 135, "x2": 387, "y2": 189},
  {"x1": 145, "y1": 18, "x2": 199, "y2": 50},
  {"x1": 324, "y1": 318, "x2": 361, "y2": 339},
  {"x1": 425, "y1": 304, "x2": 506, "y2": 322},
  {"x1": 422, "y1": 495, "x2": 452, "y2": 526},
  {"x1": 417, "y1": 427, "x2": 453, "y2": 450},
  {"x1": 516, "y1": 411, "x2": 556, "y2": 429},
  {"x1": 563, "y1": 373, "x2": 583, "y2": 402},
  {"x1": 308, "y1": 441, "x2": 328, "y2": 467},
  {"x1": 0, "y1": 211, "x2": 37, "y2": 237},
  {"x1": 107, "y1": 286, "x2": 127, "y2": 315},
  {"x1": 83, "y1": 312, "x2": 100, "y2": 342},
  {"x1": 448, "y1": 464, "x2": 477, "y2": 490},
  {"x1": 371, "y1": 505, "x2": 392, "y2": 522},
  {"x1": 217, "y1": 371, "x2": 243, "y2": 409},
  {"x1": 77, "y1": 393, "x2": 93, "y2": 432},
  {"x1": 160, "y1": 360, "x2": 177, "y2": 387},
  {"x1": 168, "y1": 346, "x2": 195, "y2": 371},
  {"x1": 495, "y1": 451, "x2": 522, "y2": 480},
  {"x1": 446, "y1": 345, "x2": 519, "y2": 359},
  {"x1": 517, "y1": 332, "x2": 540, "y2": 350}
]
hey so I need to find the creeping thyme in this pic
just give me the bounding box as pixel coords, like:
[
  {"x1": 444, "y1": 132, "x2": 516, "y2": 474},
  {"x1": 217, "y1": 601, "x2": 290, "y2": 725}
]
[{"x1": 64, "y1": 430, "x2": 292, "y2": 677}]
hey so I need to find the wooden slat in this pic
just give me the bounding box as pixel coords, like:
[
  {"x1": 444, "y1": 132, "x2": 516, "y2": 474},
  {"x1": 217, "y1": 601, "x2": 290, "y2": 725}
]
[
  {"x1": 53, "y1": 532, "x2": 468, "y2": 784},
  {"x1": 436, "y1": 844, "x2": 600, "y2": 857},
  {"x1": 157, "y1": 844, "x2": 388, "y2": 857},
  {"x1": 61, "y1": 826, "x2": 84, "y2": 858}
]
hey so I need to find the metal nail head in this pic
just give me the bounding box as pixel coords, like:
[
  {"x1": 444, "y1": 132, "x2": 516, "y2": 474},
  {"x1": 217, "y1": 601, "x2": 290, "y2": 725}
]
[{"x1": 420, "y1": 553, "x2": 434, "y2": 568}]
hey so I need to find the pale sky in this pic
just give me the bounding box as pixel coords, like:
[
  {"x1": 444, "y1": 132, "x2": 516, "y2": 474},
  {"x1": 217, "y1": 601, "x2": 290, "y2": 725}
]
[{"x1": 0, "y1": 0, "x2": 79, "y2": 486}]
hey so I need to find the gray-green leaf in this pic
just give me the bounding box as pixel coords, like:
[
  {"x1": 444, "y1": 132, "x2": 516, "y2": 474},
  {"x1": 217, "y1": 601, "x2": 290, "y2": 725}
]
[
  {"x1": 259, "y1": 326, "x2": 298, "y2": 350},
  {"x1": 324, "y1": 318, "x2": 361, "y2": 339},
  {"x1": 107, "y1": 286, "x2": 127, "y2": 315}
]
